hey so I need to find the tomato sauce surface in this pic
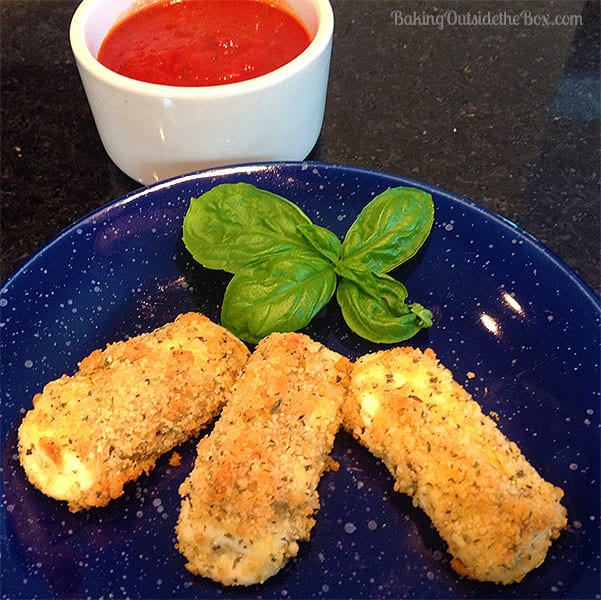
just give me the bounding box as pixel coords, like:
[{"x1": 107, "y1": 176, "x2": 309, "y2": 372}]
[{"x1": 97, "y1": 0, "x2": 312, "y2": 86}]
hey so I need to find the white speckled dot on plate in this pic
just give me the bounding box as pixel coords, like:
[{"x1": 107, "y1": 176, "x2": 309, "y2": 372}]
[{"x1": 1, "y1": 162, "x2": 599, "y2": 599}]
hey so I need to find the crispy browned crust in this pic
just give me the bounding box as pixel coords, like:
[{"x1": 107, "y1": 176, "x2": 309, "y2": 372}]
[
  {"x1": 18, "y1": 312, "x2": 250, "y2": 511},
  {"x1": 176, "y1": 332, "x2": 351, "y2": 586},
  {"x1": 342, "y1": 346, "x2": 567, "y2": 584}
]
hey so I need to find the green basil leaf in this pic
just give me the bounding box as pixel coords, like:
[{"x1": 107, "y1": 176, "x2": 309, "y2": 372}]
[
  {"x1": 340, "y1": 186, "x2": 434, "y2": 273},
  {"x1": 334, "y1": 260, "x2": 382, "y2": 300},
  {"x1": 182, "y1": 182, "x2": 435, "y2": 345},
  {"x1": 296, "y1": 223, "x2": 341, "y2": 264},
  {"x1": 336, "y1": 272, "x2": 432, "y2": 343},
  {"x1": 221, "y1": 252, "x2": 337, "y2": 344},
  {"x1": 183, "y1": 182, "x2": 314, "y2": 273}
]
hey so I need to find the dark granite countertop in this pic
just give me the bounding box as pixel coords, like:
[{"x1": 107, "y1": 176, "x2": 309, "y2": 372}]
[{"x1": 1, "y1": 0, "x2": 599, "y2": 294}]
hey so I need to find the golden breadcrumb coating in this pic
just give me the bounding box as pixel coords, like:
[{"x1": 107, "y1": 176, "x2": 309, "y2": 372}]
[
  {"x1": 176, "y1": 332, "x2": 351, "y2": 586},
  {"x1": 18, "y1": 312, "x2": 250, "y2": 512},
  {"x1": 342, "y1": 346, "x2": 567, "y2": 584}
]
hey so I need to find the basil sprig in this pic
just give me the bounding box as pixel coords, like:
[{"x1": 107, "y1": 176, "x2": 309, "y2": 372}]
[{"x1": 182, "y1": 182, "x2": 434, "y2": 344}]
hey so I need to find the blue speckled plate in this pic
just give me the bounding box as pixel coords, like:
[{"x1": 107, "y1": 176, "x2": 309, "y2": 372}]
[{"x1": 1, "y1": 162, "x2": 599, "y2": 599}]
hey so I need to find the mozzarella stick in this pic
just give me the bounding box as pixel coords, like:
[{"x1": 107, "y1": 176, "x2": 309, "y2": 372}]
[
  {"x1": 18, "y1": 312, "x2": 250, "y2": 512},
  {"x1": 342, "y1": 346, "x2": 567, "y2": 584},
  {"x1": 176, "y1": 332, "x2": 351, "y2": 586}
]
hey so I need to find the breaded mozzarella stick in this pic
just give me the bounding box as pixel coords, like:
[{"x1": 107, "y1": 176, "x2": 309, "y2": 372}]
[
  {"x1": 176, "y1": 332, "x2": 351, "y2": 586},
  {"x1": 342, "y1": 347, "x2": 567, "y2": 584},
  {"x1": 18, "y1": 312, "x2": 250, "y2": 512}
]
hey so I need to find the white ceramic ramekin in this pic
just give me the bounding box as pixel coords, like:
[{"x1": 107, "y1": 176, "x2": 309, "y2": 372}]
[{"x1": 70, "y1": 0, "x2": 333, "y2": 184}]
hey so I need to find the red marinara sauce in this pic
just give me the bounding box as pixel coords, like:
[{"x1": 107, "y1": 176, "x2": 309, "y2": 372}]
[{"x1": 97, "y1": 0, "x2": 312, "y2": 86}]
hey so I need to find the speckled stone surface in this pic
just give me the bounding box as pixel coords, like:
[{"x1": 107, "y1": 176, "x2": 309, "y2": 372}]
[{"x1": 1, "y1": 0, "x2": 599, "y2": 292}]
